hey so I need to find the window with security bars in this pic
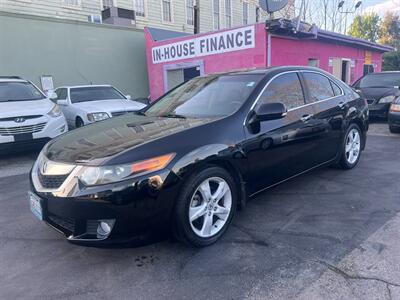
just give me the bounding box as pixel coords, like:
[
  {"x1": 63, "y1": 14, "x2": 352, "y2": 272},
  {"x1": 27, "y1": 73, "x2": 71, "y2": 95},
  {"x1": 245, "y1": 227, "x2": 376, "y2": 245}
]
[
  {"x1": 62, "y1": 0, "x2": 81, "y2": 7},
  {"x1": 163, "y1": 0, "x2": 172, "y2": 22},
  {"x1": 102, "y1": 0, "x2": 113, "y2": 9},
  {"x1": 135, "y1": 0, "x2": 145, "y2": 17},
  {"x1": 243, "y1": 2, "x2": 248, "y2": 25},
  {"x1": 225, "y1": 0, "x2": 231, "y2": 27},
  {"x1": 213, "y1": 0, "x2": 220, "y2": 30},
  {"x1": 186, "y1": 0, "x2": 194, "y2": 25}
]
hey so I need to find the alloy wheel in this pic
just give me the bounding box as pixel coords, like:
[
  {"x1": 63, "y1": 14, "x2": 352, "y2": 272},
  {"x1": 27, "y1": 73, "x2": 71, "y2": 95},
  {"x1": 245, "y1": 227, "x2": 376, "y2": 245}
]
[
  {"x1": 188, "y1": 177, "x2": 232, "y2": 238},
  {"x1": 345, "y1": 128, "x2": 361, "y2": 164}
]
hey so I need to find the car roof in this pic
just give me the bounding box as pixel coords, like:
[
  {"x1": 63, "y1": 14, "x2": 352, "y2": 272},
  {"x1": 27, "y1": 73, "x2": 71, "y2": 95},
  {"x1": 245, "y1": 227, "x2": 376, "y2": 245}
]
[
  {"x1": 365, "y1": 71, "x2": 400, "y2": 76},
  {"x1": 0, "y1": 78, "x2": 27, "y2": 83},
  {"x1": 57, "y1": 85, "x2": 112, "y2": 89}
]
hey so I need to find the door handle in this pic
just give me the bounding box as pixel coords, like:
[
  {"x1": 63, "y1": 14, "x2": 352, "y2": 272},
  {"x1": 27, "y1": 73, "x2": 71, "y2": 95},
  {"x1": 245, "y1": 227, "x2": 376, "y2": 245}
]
[
  {"x1": 301, "y1": 114, "x2": 313, "y2": 122},
  {"x1": 338, "y1": 101, "x2": 347, "y2": 109}
]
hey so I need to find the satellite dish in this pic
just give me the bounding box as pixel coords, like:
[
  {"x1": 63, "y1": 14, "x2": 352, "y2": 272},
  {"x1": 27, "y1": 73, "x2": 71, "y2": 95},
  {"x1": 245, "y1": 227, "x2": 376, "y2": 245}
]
[{"x1": 259, "y1": 0, "x2": 289, "y2": 13}]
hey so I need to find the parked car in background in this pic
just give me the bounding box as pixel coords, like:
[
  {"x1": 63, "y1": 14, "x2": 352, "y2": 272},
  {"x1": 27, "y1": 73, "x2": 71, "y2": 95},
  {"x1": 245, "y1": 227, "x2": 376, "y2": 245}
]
[
  {"x1": 51, "y1": 85, "x2": 147, "y2": 129},
  {"x1": 30, "y1": 67, "x2": 368, "y2": 247},
  {"x1": 353, "y1": 71, "x2": 400, "y2": 119},
  {"x1": 388, "y1": 96, "x2": 400, "y2": 133},
  {"x1": 0, "y1": 76, "x2": 67, "y2": 149}
]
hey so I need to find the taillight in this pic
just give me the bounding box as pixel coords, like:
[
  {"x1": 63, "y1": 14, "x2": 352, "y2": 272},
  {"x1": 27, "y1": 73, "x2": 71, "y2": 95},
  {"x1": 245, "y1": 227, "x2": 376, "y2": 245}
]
[{"x1": 390, "y1": 104, "x2": 400, "y2": 112}]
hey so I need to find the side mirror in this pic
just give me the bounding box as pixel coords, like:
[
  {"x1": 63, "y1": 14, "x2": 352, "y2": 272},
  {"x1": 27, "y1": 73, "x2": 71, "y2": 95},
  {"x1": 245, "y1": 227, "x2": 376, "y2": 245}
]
[
  {"x1": 57, "y1": 99, "x2": 68, "y2": 106},
  {"x1": 126, "y1": 95, "x2": 132, "y2": 100},
  {"x1": 49, "y1": 91, "x2": 58, "y2": 102},
  {"x1": 254, "y1": 102, "x2": 287, "y2": 122}
]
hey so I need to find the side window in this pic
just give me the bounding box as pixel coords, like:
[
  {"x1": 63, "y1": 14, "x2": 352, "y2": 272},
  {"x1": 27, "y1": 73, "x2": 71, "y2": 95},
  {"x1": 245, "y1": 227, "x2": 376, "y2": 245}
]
[
  {"x1": 258, "y1": 73, "x2": 305, "y2": 110},
  {"x1": 302, "y1": 72, "x2": 335, "y2": 102},
  {"x1": 330, "y1": 80, "x2": 342, "y2": 96},
  {"x1": 56, "y1": 88, "x2": 67, "y2": 100}
]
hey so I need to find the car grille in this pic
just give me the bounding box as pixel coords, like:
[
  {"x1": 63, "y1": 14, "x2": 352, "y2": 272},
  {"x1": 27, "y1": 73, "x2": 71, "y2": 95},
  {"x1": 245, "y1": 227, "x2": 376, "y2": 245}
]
[
  {"x1": 367, "y1": 99, "x2": 375, "y2": 105},
  {"x1": 47, "y1": 213, "x2": 75, "y2": 233},
  {"x1": 0, "y1": 115, "x2": 42, "y2": 122},
  {"x1": 0, "y1": 122, "x2": 46, "y2": 136},
  {"x1": 38, "y1": 172, "x2": 68, "y2": 189},
  {"x1": 111, "y1": 111, "x2": 134, "y2": 117}
]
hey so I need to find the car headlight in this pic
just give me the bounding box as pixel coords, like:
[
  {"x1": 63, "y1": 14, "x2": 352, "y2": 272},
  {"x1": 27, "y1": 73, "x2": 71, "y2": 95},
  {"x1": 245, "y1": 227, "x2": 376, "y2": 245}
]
[
  {"x1": 379, "y1": 95, "x2": 396, "y2": 103},
  {"x1": 78, "y1": 153, "x2": 175, "y2": 186},
  {"x1": 48, "y1": 105, "x2": 62, "y2": 118},
  {"x1": 87, "y1": 112, "x2": 110, "y2": 122}
]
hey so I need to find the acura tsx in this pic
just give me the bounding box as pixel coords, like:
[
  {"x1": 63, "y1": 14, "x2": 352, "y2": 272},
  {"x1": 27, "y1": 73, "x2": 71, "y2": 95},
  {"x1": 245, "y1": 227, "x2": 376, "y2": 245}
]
[{"x1": 29, "y1": 67, "x2": 369, "y2": 247}]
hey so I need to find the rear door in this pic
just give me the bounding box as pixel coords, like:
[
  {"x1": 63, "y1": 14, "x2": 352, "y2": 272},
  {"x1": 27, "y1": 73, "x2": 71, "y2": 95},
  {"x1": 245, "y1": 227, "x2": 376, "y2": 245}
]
[
  {"x1": 243, "y1": 72, "x2": 319, "y2": 194},
  {"x1": 299, "y1": 71, "x2": 347, "y2": 164}
]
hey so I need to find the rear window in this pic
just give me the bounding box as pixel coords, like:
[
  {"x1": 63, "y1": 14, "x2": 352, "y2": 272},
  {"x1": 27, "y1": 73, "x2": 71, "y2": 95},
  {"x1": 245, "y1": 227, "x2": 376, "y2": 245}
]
[
  {"x1": 70, "y1": 86, "x2": 125, "y2": 103},
  {"x1": 0, "y1": 82, "x2": 45, "y2": 102},
  {"x1": 359, "y1": 73, "x2": 400, "y2": 88}
]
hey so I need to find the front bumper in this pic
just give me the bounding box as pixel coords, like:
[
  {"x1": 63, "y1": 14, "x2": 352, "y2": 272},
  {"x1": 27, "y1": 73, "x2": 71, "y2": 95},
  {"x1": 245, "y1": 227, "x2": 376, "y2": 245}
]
[
  {"x1": 30, "y1": 167, "x2": 182, "y2": 245},
  {"x1": 388, "y1": 111, "x2": 400, "y2": 128},
  {"x1": 0, "y1": 115, "x2": 67, "y2": 145},
  {"x1": 368, "y1": 103, "x2": 391, "y2": 118}
]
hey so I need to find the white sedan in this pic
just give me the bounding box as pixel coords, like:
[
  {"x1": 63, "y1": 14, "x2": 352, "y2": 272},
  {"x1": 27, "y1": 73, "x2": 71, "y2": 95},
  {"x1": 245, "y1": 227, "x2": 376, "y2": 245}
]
[{"x1": 52, "y1": 85, "x2": 147, "y2": 129}]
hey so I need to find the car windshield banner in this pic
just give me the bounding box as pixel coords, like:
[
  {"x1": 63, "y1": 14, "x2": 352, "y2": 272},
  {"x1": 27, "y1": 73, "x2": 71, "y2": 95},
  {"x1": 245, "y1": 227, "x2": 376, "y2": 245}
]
[{"x1": 151, "y1": 26, "x2": 255, "y2": 64}]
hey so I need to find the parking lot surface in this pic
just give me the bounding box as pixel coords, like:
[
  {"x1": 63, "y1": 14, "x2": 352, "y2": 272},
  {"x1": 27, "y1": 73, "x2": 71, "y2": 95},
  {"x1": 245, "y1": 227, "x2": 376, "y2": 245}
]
[{"x1": 0, "y1": 123, "x2": 399, "y2": 300}]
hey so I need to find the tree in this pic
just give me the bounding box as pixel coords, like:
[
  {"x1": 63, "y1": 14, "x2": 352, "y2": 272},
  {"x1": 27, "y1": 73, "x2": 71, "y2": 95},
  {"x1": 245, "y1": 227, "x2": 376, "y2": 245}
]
[
  {"x1": 348, "y1": 13, "x2": 381, "y2": 42},
  {"x1": 379, "y1": 12, "x2": 400, "y2": 49},
  {"x1": 383, "y1": 52, "x2": 400, "y2": 71}
]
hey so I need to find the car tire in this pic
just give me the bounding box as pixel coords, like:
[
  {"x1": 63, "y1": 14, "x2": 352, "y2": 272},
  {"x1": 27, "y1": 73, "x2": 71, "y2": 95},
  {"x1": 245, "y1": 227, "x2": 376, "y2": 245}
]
[
  {"x1": 389, "y1": 125, "x2": 400, "y2": 133},
  {"x1": 76, "y1": 117, "x2": 84, "y2": 128},
  {"x1": 173, "y1": 166, "x2": 237, "y2": 247},
  {"x1": 339, "y1": 123, "x2": 363, "y2": 170}
]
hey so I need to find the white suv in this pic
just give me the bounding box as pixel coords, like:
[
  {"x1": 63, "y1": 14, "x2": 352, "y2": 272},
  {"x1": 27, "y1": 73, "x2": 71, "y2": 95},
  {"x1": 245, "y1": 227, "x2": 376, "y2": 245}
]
[
  {"x1": 52, "y1": 85, "x2": 146, "y2": 128},
  {"x1": 0, "y1": 77, "x2": 67, "y2": 147}
]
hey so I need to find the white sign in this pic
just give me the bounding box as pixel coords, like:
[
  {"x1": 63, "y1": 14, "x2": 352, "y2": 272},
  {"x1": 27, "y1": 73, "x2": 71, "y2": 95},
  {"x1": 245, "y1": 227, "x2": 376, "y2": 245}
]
[
  {"x1": 40, "y1": 75, "x2": 54, "y2": 92},
  {"x1": 152, "y1": 26, "x2": 255, "y2": 64}
]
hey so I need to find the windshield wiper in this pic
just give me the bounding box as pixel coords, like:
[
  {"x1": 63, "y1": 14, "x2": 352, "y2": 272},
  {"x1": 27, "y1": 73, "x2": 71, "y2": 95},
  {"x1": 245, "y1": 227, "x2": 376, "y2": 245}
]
[{"x1": 160, "y1": 113, "x2": 187, "y2": 119}]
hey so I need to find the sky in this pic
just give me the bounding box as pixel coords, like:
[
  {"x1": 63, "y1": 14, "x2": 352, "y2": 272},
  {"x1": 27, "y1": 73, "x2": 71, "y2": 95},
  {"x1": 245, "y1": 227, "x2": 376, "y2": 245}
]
[{"x1": 362, "y1": 0, "x2": 400, "y2": 16}]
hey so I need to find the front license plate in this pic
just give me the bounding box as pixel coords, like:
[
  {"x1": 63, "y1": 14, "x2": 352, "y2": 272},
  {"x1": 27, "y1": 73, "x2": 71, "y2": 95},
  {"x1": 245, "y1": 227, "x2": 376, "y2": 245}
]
[
  {"x1": 29, "y1": 192, "x2": 43, "y2": 221},
  {"x1": 14, "y1": 133, "x2": 33, "y2": 142}
]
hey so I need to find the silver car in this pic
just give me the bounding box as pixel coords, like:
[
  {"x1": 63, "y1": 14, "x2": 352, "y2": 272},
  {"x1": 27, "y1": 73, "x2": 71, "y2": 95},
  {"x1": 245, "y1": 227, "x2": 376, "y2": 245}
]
[{"x1": 51, "y1": 85, "x2": 147, "y2": 129}]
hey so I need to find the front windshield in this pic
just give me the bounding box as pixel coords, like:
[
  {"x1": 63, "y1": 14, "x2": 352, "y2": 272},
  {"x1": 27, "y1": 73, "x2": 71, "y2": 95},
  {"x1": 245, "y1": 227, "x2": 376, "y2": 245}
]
[
  {"x1": 70, "y1": 86, "x2": 125, "y2": 103},
  {"x1": 144, "y1": 74, "x2": 263, "y2": 118},
  {"x1": 0, "y1": 82, "x2": 45, "y2": 102},
  {"x1": 359, "y1": 73, "x2": 400, "y2": 88}
]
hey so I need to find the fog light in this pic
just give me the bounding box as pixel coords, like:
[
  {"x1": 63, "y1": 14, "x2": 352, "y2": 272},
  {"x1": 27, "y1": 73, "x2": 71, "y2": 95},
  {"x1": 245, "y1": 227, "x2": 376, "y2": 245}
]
[{"x1": 97, "y1": 219, "x2": 115, "y2": 237}]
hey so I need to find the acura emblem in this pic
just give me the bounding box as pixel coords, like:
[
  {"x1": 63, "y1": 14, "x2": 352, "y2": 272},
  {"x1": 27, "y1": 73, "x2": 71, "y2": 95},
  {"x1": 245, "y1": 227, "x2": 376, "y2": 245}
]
[{"x1": 14, "y1": 117, "x2": 25, "y2": 123}]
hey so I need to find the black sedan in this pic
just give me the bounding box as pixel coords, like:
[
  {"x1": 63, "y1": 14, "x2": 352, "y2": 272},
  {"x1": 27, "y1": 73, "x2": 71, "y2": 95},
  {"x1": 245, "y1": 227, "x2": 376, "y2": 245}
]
[
  {"x1": 388, "y1": 96, "x2": 400, "y2": 133},
  {"x1": 353, "y1": 71, "x2": 400, "y2": 119},
  {"x1": 29, "y1": 67, "x2": 369, "y2": 247}
]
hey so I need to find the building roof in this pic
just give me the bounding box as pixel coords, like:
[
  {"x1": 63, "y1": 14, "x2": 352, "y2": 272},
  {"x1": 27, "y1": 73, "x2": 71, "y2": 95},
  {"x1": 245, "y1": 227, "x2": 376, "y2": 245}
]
[
  {"x1": 317, "y1": 30, "x2": 394, "y2": 53},
  {"x1": 266, "y1": 18, "x2": 394, "y2": 53},
  {"x1": 146, "y1": 27, "x2": 191, "y2": 42}
]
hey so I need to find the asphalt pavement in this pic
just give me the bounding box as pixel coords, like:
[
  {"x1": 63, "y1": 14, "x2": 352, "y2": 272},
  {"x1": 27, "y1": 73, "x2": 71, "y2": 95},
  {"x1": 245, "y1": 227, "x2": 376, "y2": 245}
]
[{"x1": 0, "y1": 122, "x2": 399, "y2": 300}]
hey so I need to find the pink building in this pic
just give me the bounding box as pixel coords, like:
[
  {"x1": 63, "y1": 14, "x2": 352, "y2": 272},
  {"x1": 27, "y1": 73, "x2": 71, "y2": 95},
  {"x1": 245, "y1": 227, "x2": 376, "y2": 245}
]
[{"x1": 145, "y1": 21, "x2": 392, "y2": 101}]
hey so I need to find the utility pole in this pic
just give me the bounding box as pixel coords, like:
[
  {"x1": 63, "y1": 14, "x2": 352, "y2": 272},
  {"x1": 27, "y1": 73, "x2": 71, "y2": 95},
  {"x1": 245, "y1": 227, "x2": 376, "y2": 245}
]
[{"x1": 338, "y1": 0, "x2": 362, "y2": 34}]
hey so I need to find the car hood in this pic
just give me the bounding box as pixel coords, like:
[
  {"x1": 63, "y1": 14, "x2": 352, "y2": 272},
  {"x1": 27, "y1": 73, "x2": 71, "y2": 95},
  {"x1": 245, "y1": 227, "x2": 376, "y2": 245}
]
[
  {"x1": 358, "y1": 87, "x2": 400, "y2": 100},
  {"x1": 72, "y1": 99, "x2": 146, "y2": 113},
  {"x1": 0, "y1": 99, "x2": 54, "y2": 118},
  {"x1": 45, "y1": 114, "x2": 214, "y2": 164}
]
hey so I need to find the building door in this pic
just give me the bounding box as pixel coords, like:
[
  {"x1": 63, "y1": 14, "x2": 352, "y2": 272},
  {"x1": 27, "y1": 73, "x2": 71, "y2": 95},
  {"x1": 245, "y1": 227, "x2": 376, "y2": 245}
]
[
  {"x1": 166, "y1": 66, "x2": 201, "y2": 91},
  {"x1": 332, "y1": 58, "x2": 351, "y2": 84},
  {"x1": 341, "y1": 60, "x2": 351, "y2": 83}
]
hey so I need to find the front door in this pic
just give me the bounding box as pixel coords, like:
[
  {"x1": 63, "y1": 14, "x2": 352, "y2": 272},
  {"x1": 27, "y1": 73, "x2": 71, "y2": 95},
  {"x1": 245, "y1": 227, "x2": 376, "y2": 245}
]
[{"x1": 242, "y1": 72, "x2": 320, "y2": 194}]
